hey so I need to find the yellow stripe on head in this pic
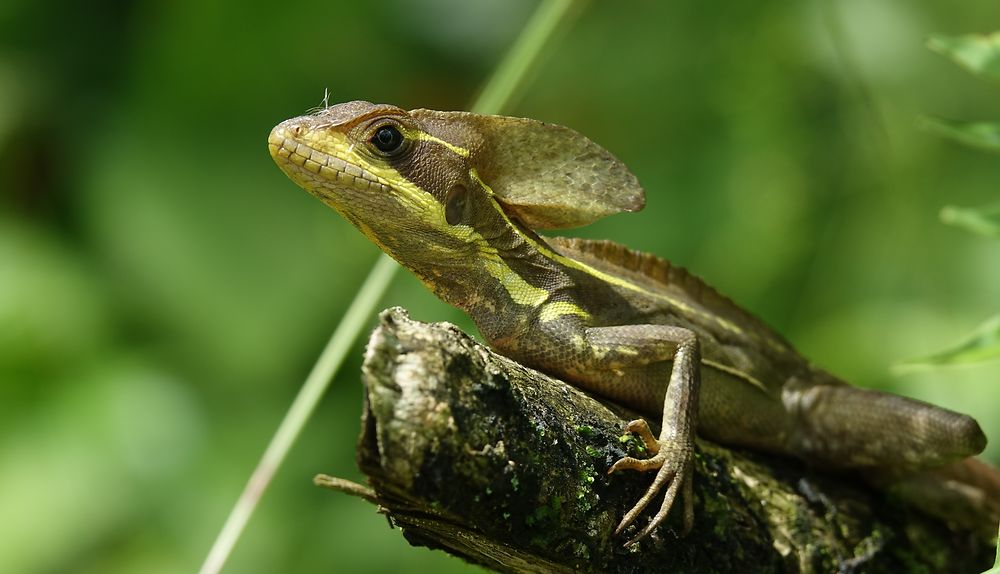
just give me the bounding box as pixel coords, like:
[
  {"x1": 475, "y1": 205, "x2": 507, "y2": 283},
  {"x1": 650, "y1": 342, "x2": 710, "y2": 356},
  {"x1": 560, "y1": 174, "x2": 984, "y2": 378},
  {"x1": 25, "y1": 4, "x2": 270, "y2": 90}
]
[{"x1": 409, "y1": 130, "x2": 471, "y2": 158}]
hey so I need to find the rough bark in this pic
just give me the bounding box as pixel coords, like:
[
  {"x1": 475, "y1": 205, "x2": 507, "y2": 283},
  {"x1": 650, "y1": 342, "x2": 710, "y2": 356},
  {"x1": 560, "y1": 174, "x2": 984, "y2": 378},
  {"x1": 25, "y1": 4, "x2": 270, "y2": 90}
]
[{"x1": 337, "y1": 307, "x2": 992, "y2": 573}]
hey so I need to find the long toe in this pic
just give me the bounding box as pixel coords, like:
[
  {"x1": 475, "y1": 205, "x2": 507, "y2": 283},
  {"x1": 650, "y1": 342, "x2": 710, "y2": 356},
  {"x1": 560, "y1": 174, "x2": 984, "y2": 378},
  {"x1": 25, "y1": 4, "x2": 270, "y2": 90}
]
[{"x1": 608, "y1": 454, "x2": 666, "y2": 474}]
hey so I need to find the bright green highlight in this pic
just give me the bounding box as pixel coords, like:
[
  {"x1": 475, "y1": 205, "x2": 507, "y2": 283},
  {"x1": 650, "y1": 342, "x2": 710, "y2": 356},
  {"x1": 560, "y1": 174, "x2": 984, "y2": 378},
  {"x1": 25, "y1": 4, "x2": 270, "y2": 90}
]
[
  {"x1": 980, "y1": 520, "x2": 1000, "y2": 573},
  {"x1": 941, "y1": 204, "x2": 1000, "y2": 239},
  {"x1": 928, "y1": 32, "x2": 1000, "y2": 79},
  {"x1": 919, "y1": 117, "x2": 1000, "y2": 155},
  {"x1": 895, "y1": 314, "x2": 1000, "y2": 372}
]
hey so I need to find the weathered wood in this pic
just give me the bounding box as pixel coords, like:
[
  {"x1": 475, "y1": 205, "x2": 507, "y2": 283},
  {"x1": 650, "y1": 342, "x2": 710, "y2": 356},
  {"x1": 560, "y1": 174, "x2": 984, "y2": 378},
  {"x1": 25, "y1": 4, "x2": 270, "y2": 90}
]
[{"x1": 330, "y1": 307, "x2": 992, "y2": 573}]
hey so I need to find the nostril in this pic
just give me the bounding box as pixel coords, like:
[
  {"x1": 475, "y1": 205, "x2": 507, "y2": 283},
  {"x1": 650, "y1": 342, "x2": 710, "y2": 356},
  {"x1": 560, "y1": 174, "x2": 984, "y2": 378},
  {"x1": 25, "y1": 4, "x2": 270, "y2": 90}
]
[{"x1": 292, "y1": 126, "x2": 302, "y2": 136}]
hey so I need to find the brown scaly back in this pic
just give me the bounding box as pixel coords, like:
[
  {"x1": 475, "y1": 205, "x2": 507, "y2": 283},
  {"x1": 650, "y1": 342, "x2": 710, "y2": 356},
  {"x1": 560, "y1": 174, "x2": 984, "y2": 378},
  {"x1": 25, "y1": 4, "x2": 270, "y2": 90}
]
[{"x1": 546, "y1": 236, "x2": 792, "y2": 348}]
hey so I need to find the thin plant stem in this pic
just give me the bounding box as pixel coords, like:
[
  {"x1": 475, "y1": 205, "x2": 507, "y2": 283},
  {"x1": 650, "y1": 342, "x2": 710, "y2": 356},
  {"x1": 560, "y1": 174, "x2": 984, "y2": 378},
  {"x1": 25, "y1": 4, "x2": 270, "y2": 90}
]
[
  {"x1": 198, "y1": 255, "x2": 396, "y2": 574},
  {"x1": 472, "y1": 0, "x2": 580, "y2": 114},
  {"x1": 198, "y1": 1, "x2": 582, "y2": 572}
]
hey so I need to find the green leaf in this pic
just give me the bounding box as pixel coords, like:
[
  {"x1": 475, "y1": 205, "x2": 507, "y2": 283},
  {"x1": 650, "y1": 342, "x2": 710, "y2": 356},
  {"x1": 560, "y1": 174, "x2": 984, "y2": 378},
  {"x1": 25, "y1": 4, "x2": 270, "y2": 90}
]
[
  {"x1": 919, "y1": 116, "x2": 1000, "y2": 154},
  {"x1": 980, "y1": 520, "x2": 1000, "y2": 574},
  {"x1": 940, "y1": 204, "x2": 1000, "y2": 238},
  {"x1": 895, "y1": 314, "x2": 1000, "y2": 372},
  {"x1": 928, "y1": 32, "x2": 1000, "y2": 79}
]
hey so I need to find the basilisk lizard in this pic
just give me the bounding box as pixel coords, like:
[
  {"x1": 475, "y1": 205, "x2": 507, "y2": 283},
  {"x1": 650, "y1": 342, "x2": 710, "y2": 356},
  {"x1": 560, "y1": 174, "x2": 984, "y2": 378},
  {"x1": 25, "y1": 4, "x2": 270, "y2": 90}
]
[{"x1": 268, "y1": 101, "x2": 1000, "y2": 545}]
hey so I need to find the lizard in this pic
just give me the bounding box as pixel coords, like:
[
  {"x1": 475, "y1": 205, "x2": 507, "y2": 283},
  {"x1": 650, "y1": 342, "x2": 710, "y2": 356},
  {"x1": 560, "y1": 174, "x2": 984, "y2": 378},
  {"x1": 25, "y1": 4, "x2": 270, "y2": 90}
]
[{"x1": 267, "y1": 100, "x2": 1000, "y2": 546}]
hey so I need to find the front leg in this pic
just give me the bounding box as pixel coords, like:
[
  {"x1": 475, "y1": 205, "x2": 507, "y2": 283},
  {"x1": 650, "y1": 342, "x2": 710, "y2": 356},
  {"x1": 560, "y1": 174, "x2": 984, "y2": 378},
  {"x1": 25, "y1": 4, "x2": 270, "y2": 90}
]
[{"x1": 578, "y1": 325, "x2": 701, "y2": 546}]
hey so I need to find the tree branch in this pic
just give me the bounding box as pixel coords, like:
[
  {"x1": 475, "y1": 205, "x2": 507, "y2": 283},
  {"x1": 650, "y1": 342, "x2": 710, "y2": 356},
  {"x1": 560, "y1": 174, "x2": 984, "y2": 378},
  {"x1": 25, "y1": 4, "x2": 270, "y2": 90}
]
[{"x1": 331, "y1": 307, "x2": 992, "y2": 573}]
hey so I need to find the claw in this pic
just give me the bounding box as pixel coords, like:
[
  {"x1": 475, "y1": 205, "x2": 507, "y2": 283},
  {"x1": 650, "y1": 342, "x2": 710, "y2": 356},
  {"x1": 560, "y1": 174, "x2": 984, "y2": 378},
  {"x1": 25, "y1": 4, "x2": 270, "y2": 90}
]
[
  {"x1": 614, "y1": 462, "x2": 673, "y2": 534},
  {"x1": 624, "y1": 472, "x2": 683, "y2": 546},
  {"x1": 610, "y1": 418, "x2": 694, "y2": 545}
]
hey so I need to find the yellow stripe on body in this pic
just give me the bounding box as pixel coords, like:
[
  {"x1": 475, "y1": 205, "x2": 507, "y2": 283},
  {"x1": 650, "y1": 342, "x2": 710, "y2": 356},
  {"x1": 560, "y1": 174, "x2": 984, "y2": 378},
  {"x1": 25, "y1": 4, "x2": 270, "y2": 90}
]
[
  {"x1": 481, "y1": 255, "x2": 549, "y2": 307},
  {"x1": 701, "y1": 359, "x2": 768, "y2": 393},
  {"x1": 467, "y1": 170, "x2": 743, "y2": 336},
  {"x1": 539, "y1": 301, "x2": 591, "y2": 323}
]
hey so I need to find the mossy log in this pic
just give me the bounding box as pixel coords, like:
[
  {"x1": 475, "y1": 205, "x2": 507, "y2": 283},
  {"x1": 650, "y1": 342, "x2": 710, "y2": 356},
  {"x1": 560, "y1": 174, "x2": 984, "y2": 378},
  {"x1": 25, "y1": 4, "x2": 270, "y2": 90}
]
[{"x1": 326, "y1": 307, "x2": 992, "y2": 573}]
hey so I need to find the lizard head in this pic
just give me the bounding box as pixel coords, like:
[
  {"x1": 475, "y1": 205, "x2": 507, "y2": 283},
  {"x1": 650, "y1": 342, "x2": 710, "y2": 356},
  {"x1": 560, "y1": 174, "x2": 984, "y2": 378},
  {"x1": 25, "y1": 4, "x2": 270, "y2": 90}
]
[
  {"x1": 269, "y1": 100, "x2": 645, "y2": 275},
  {"x1": 269, "y1": 101, "x2": 479, "y2": 268}
]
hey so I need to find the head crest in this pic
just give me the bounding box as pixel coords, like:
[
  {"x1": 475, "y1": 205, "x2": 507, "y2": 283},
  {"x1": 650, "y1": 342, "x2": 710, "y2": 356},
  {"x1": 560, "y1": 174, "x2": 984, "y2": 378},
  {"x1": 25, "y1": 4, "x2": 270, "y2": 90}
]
[{"x1": 412, "y1": 110, "x2": 645, "y2": 229}]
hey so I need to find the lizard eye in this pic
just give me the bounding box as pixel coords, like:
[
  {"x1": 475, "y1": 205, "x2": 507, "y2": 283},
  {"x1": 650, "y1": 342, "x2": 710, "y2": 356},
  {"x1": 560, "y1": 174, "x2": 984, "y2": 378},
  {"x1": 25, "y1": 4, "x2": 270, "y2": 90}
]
[{"x1": 371, "y1": 125, "x2": 404, "y2": 154}]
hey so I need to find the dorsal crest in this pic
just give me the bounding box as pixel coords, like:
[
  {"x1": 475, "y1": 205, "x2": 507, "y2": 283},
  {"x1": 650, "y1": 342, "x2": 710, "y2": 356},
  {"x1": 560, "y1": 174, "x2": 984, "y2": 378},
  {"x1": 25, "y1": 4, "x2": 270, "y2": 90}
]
[{"x1": 547, "y1": 237, "x2": 785, "y2": 341}]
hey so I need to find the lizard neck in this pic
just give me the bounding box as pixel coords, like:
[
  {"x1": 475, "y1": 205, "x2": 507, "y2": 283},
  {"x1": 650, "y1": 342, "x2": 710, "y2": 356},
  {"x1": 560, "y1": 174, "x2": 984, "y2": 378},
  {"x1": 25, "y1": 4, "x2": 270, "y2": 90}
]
[{"x1": 391, "y1": 196, "x2": 569, "y2": 342}]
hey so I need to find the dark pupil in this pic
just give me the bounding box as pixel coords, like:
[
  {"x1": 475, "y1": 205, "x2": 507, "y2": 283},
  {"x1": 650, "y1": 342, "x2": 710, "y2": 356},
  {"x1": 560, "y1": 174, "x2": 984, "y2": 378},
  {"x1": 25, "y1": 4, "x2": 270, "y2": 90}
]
[{"x1": 372, "y1": 126, "x2": 403, "y2": 153}]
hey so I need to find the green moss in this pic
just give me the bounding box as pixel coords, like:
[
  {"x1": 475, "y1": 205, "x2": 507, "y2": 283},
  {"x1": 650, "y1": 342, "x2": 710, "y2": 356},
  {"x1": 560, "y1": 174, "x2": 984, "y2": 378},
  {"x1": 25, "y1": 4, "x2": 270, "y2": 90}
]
[
  {"x1": 526, "y1": 503, "x2": 549, "y2": 526},
  {"x1": 618, "y1": 433, "x2": 646, "y2": 454}
]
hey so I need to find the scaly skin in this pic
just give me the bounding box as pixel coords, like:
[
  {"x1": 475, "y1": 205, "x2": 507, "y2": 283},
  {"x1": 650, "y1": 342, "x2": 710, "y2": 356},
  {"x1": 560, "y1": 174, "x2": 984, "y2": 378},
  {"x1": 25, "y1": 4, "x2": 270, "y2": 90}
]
[{"x1": 268, "y1": 101, "x2": 997, "y2": 544}]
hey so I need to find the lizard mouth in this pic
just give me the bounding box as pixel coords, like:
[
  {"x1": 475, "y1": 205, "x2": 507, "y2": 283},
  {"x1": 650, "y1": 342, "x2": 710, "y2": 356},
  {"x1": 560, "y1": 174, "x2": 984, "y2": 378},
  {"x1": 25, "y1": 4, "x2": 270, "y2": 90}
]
[{"x1": 268, "y1": 122, "x2": 391, "y2": 199}]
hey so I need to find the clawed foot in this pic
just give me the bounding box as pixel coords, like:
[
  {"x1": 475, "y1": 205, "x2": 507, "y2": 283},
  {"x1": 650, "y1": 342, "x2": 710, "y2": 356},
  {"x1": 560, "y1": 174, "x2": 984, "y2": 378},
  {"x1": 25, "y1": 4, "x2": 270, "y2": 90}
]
[{"x1": 609, "y1": 419, "x2": 694, "y2": 546}]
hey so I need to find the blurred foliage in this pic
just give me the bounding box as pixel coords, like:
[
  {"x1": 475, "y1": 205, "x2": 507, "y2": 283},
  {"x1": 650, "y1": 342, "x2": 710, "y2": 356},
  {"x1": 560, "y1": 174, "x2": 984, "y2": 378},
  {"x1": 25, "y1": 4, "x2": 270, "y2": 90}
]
[
  {"x1": 900, "y1": 30, "x2": 1000, "y2": 370},
  {"x1": 928, "y1": 31, "x2": 1000, "y2": 79},
  {"x1": 942, "y1": 203, "x2": 1000, "y2": 238},
  {"x1": 921, "y1": 32, "x2": 1000, "y2": 155},
  {"x1": 920, "y1": 117, "x2": 1000, "y2": 153},
  {"x1": 987, "y1": 525, "x2": 1000, "y2": 574},
  {"x1": 2, "y1": 1, "x2": 999, "y2": 572},
  {"x1": 896, "y1": 313, "x2": 1000, "y2": 371}
]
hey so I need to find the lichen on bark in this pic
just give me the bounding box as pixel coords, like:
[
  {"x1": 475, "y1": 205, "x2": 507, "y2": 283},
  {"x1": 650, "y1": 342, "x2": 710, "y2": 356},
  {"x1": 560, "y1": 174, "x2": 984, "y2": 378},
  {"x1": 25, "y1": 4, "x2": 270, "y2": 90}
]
[{"x1": 328, "y1": 307, "x2": 994, "y2": 573}]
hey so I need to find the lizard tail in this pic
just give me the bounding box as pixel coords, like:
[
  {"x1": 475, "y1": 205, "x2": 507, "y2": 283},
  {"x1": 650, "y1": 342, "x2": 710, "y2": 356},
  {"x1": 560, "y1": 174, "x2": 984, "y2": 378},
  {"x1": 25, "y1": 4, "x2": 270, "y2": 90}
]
[
  {"x1": 785, "y1": 383, "x2": 987, "y2": 470},
  {"x1": 938, "y1": 457, "x2": 1000, "y2": 526},
  {"x1": 787, "y1": 383, "x2": 998, "y2": 539},
  {"x1": 939, "y1": 457, "x2": 1000, "y2": 501},
  {"x1": 883, "y1": 457, "x2": 1000, "y2": 542}
]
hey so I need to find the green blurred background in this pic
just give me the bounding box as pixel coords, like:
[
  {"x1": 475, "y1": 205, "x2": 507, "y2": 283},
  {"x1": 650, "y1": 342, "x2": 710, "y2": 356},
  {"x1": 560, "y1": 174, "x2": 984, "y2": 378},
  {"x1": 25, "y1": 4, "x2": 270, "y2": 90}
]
[{"x1": 2, "y1": 1, "x2": 998, "y2": 572}]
